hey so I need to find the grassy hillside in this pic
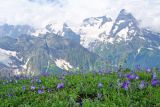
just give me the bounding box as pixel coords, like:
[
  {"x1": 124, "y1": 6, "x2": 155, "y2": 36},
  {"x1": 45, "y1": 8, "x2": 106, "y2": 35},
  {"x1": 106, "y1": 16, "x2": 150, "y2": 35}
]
[{"x1": 0, "y1": 68, "x2": 160, "y2": 107}]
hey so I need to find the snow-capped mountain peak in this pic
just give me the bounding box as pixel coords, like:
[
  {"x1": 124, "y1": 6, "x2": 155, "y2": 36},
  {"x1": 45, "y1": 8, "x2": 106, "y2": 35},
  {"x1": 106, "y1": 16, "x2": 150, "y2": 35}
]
[
  {"x1": 110, "y1": 9, "x2": 140, "y2": 37},
  {"x1": 32, "y1": 22, "x2": 64, "y2": 36},
  {"x1": 79, "y1": 16, "x2": 114, "y2": 48},
  {"x1": 105, "y1": 9, "x2": 143, "y2": 42},
  {"x1": 79, "y1": 9, "x2": 142, "y2": 48}
]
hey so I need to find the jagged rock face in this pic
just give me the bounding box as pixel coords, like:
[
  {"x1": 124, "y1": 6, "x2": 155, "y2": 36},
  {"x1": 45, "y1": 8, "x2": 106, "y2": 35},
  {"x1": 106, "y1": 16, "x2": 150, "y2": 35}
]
[
  {"x1": 79, "y1": 9, "x2": 160, "y2": 68},
  {"x1": 62, "y1": 23, "x2": 80, "y2": 43},
  {"x1": 110, "y1": 9, "x2": 140, "y2": 37}
]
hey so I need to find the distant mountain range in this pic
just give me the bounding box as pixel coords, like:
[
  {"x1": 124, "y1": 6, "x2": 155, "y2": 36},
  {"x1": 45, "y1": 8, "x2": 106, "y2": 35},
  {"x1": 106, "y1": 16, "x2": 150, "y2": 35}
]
[{"x1": 0, "y1": 9, "x2": 160, "y2": 77}]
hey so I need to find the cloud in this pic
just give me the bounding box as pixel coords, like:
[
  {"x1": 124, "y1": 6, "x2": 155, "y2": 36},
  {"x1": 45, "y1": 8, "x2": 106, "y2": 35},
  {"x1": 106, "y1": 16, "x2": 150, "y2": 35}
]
[
  {"x1": 0, "y1": 0, "x2": 64, "y2": 27},
  {"x1": 0, "y1": 0, "x2": 160, "y2": 32}
]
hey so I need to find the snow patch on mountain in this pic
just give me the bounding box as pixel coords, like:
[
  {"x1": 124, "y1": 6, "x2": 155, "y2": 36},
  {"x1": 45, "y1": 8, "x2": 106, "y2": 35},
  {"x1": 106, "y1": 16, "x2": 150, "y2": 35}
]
[
  {"x1": 32, "y1": 28, "x2": 49, "y2": 36},
  {"x1": 138, "y1": 36, "x2": 145, "y2": 40},
  {"x1": 137, "y1": 47, "x2": 142, "y2": 54},
  {"x1": 147, "y1": 48, "x2": 154, "y2": 51},
  {"x1": 111, "y1": 26, "x2": 118, "y2": 36},
  {"x1": 0, "y1": 48, "x2": 16, "y2": 57},
  {"x1": 117, "y1": 27, "x2": 129, "y2": 41},
  {"x1": 117, "y1": 20, "x2": 125, "y2": 25},
  {"x1": 55, "y1": 59, "x2": 73, "y2": 71},
  {"x1": 22, "y1": 58, "x2": 30, "y2": 69},
  {"x1": 0, "y1": 48, "x2": 17, "y2": 66}
]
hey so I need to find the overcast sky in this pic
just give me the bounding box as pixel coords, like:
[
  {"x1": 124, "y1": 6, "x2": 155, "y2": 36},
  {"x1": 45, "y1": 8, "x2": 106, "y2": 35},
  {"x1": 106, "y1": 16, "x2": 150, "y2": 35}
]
[{"x1": 0, "y1": 0, "x2": 160, "y2": 32}]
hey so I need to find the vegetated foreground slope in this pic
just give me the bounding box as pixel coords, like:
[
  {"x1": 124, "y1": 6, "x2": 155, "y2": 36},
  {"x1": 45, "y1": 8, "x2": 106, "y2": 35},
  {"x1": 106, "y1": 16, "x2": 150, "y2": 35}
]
[{"x1": 0, "y1": 67, "x2": 160, "y2": 106}]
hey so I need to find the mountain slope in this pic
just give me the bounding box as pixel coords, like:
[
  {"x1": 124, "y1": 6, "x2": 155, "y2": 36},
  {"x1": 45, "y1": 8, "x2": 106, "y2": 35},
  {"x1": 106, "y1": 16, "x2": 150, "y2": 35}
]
[{"x1": 0, "y1": 33, "x2": 104, "y2": 77}]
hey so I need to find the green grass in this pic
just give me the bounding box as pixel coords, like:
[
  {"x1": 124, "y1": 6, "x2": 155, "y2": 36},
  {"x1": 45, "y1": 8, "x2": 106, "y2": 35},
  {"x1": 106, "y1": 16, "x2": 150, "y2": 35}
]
[{"x1": 0, "y1": 71, "x2": 160, "y2": 107}]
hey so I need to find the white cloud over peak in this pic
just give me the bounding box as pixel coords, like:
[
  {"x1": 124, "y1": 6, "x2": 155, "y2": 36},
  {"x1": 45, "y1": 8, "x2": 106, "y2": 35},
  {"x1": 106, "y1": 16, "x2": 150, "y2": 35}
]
[{"x1": 0, "y1": 0, "x2": 160, "y2": 32}]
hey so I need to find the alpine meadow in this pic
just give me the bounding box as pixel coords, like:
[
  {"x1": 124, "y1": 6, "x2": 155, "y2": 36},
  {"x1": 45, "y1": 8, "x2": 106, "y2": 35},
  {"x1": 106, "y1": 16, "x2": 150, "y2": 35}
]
[{"x1": 0, "y1": 0, "x2": 160, "y2": 106}]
